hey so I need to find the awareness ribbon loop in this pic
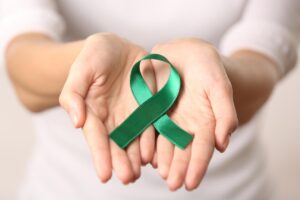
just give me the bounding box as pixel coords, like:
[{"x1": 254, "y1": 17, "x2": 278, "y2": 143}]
[{"x1": 109, "y1": 53, "x2": 193, "y2": 149}]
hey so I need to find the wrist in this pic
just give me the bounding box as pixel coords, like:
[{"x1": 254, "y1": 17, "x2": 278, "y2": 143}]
[
  {"x1": 222, "y1": 50, "x2": 280, "y2": 124},
  {"x1": 6, "y1": 33, "x2": 84, "y2": 112},
  {"x1": 223, "y1": 50, "x2": 279, "y2": 92}
]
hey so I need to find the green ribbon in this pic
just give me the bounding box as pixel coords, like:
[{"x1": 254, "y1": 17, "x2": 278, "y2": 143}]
[{"x1": 109, "y1": 53, "x2": 193, "y2": 149}]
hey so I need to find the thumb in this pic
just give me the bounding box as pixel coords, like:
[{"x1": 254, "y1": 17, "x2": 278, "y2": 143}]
[
  {"x1": 59, "y1": 61, "x2": 93, "y2": 128},
  {"x1": 209, "y1": 82, "x2": 238, "y2": 152}
]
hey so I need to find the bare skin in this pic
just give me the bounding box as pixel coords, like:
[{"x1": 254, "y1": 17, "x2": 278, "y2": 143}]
[
  {"x1": 6, "y1": 33, "x2": 280, "y2": 190},
  {"x1": 149, "y1": 38, "x2": 279, "y2": 190}
]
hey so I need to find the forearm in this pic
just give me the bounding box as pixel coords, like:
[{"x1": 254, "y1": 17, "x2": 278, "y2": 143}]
[
  {"x1": 224, "y1": 50, "x2": 280, "y2": 125},
  {"x1": 6, "y1": 33, "x2": 83, "y2": 112}
]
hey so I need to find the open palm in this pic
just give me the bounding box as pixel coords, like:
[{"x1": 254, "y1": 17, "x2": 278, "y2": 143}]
[
  {"x1": 151, "y1": 38, "x2": 238, "y2": 191},
  {"x1": 60, "y1": 33, "x2": 156, "y2": 184}
]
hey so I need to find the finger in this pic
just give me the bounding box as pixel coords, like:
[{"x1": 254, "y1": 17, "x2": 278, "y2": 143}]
[
  {"x1": 83, "y1": 112, "x2": 112, "y2": 183},
  {"x1": 140, "y1": 126, "x2": 155, "y2": 165},
  {"x1": 185, "y1": 129, "x2": 215, "y2": 191},
  {"x1": 139, "y1": 60, "x2": 156, "y2": 164},
  {"x1": 140, "y1": 59, "x2": 157, "y2": 94},
  {"x1": 167, "y1": 145, "x2": 191, "y2": 191},
  {"x1": 151, "y1": 132, "x2": 158, "y2": 168},
  {"x1": 126, "y1": 138, "x2": 141, "y2": 180},
  {"x1": 157, "y1": 135, "x2": 174, "y2": 180},
  {"x1": 209, "y1": 82, "x2": 238, "y2": 152},
  {"x1": 110, "y1": 140, "x2": 135, "y2": 184},
  {"x1": 151, "y1": 150, "x2": 158, "y2": 168},
  {"x1": 150, "y1": 59, "x2": 170, "y2": 89},
  {"x1": 149, "y1": 48, "x2": 175, "y2": 173},
  {"x1": 59, "y1": 59, "x2": 93, "y2": 128}
]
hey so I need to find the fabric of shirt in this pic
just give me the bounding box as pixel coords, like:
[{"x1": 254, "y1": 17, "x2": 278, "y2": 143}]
[{"x1": 0, "y1": 0, "x2": 299, "y2": 199}]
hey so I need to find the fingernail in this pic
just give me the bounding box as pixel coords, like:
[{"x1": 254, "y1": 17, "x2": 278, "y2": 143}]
[
  {"x1": 70, "y1": 109, "x2": 78, "y2": 127},
  {"x1": 222, "y1": 136, "x2": 230, "y2": 152},
  {"x1": 73, "y1": 114, "x2": 78, "y2": 126}
]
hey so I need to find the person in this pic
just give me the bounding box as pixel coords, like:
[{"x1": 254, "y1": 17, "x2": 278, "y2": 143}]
[{"x1": 1, "y1": 0, "x2": 299, "y2": 199}]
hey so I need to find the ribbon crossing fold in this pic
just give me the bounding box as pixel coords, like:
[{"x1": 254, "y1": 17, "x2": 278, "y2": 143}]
[{"x1": 109, "y1": 54, "x2": 193, "y2": 149}]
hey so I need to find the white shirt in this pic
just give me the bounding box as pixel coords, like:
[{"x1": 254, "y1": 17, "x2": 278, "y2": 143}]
[{"x1": 0, "y1": 0, "x2": 299, "y2": 199}]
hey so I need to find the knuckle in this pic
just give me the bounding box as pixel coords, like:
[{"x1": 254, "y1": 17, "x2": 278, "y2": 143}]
[
  {"x1": 213, "y1": 74, "x2": 232, "y2": 94},
  {"x1": 190, "y1": 41, "x2": 219, "y2": 58},
  {"x1": 86, "y1": 32, "x2": 119, "y2": 47},
  {"x1": 231, "y1": 117, "x2": 239, "y2": 132},
  {"x1": 224, "y1": 115, "x2": 239, "y2": 134},
  {"x1": 203, "y1": 45, "x2": 219, "y2": 58},
  {"x1": 152, "y1": 42, "x2": 167, "y2": 52},
  {"x1": 229, "y1": 112, "x2": 238, "y2": 127},
  {"x1": 127, "y1": 150, "x2": 139, "y2": 159},
  {"x1": 152, "y1": 44, "x2": 162, "y2": 52},
  {"x1": 86, "y1": 34, "x2": 103, "y2": 44},
  {"x1": 87, "y1": 32, "x2": 112, "y2": 41},
  {"x1": 58, "y1": 92, "x2": 68, "y2": 108},
  {"x1": 223, "y1": 79, "x2": 233, "y2": 95},
  {"x1": 195, "y1": 136, "x2": 215, "y2": 149},
  {"x1": 113, "y1": 150, "x2": 125, "y2": 160},
  {"x1": 175, "y1": 154, "x2": 190, "y2": 165}
]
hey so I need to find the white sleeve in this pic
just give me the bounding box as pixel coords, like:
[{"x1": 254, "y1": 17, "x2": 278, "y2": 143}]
[
  {"x1": 0, "y1": 0, "x2": 65, "y2": 68},
  {"x1": 220, "y1": 0, "x2": 300, "y2": 77}
]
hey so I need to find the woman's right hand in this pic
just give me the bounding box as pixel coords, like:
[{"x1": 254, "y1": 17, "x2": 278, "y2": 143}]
[{"x1": 59, "y1": 33, "x2": 156, "y2": 184}]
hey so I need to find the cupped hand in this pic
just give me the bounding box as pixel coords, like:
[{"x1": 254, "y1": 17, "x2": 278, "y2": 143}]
[
  {"x1": 150, "y1": 38, "x2": 238, "y2": 191},
  {"x1": 59, "y1": 33, "x2": 156, "y2": 184}
]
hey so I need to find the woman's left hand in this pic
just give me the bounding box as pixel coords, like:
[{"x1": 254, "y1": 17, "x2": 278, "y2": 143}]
[{"x1": 150, "y1": 38, "x2": 238, "y2": 191}]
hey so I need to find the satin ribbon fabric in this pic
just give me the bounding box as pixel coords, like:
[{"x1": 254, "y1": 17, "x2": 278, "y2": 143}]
[{"x1": 110, "y1": 54, "x2": 193, "y2": 149}]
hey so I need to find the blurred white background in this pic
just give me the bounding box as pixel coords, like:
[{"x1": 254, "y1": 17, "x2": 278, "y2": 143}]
[{"x1": 0, "y1": 52, "x2": 300, "y2": 200}]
